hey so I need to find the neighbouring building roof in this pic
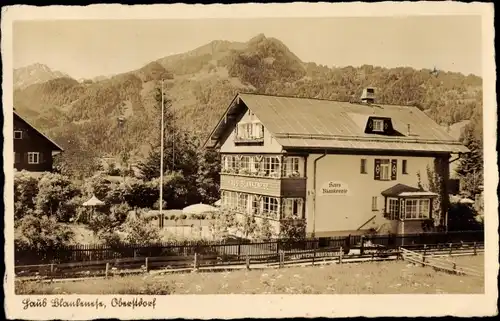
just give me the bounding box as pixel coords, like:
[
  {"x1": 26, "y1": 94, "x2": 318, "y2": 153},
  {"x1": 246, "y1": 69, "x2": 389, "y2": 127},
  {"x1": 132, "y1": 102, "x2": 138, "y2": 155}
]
[
  {"x1": 205, "y1": 93, "x2": 469, "y2": 154},
  {"x1": 14, "y1": 110, "x2": 64, "y2": 151}
]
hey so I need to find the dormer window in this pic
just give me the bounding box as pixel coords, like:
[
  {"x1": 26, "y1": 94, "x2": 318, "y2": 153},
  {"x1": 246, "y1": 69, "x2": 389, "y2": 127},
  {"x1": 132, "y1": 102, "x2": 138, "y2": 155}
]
[
  {"x1": 372, "y1": 119, "x2": 384, "y2": 132},
  {"x1": 14, "y1": 130, "x2": 22, "y2": 139}
]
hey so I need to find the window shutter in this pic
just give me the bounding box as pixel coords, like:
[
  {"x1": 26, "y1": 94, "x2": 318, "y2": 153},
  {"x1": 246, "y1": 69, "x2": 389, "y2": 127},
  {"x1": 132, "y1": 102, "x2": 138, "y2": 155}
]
[
  {"x1": 24, "y1": 153, "x2": 28, "y2": 164},
  {"x1": 374, "y1": 159, "x2": 381, "y2": 180},
  {"x1": 391, "y1": 160, "x2": 397, "y2": 180},
  {"x1": 40, "y1": 152, "x2": 45, "y2": 163}
]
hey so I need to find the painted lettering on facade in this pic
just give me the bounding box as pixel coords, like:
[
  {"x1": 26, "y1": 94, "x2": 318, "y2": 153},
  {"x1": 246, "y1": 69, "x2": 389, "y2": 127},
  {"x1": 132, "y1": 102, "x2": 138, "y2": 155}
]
[
  {"x1": 320, "y1": 181, "x2": 351, "y2": 196},
  {"x1": 220, "y1": 175, "x2": 281, "y2": 196}
]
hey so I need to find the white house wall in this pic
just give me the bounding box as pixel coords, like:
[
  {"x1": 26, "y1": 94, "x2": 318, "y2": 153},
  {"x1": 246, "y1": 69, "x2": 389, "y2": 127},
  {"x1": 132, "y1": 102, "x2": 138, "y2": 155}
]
[{"x1": 305, "y1": 153, "x2": 435, "y2": 235}]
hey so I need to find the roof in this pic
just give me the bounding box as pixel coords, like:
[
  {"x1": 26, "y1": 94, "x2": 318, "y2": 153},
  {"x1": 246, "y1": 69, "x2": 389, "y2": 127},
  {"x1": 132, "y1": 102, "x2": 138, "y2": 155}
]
[
  {"x1": 205, "y1": 93, "x2": 469, "y2": 154},
  {"x1": 381, "y1": 183, "x2": 422, "y2": 197},
  {"x1": 381, "y1": 183, "x2": 438, "y2": 198},
  {"x1": 14, "y1": 110, "x2": 64, "y2": 151}
]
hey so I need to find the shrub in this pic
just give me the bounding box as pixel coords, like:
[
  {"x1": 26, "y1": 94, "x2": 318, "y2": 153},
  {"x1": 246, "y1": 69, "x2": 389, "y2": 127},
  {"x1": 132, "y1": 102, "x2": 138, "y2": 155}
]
[
  {"x1": 279, "y1": 216, "x2": 306, "y2": 241},
  {"x1": 122, "y1": 215, "x2": 162, "y2": 245},
  {"x1": 169, "y1": 214, "x2": 176, "y2": 220},
  {"x1": 180, "y1": 214, "x2": 187, "y2": 220},
  {"x1": 15, "y1": 214, "x2": 74, "y2": 250},
  {"x1": 35, "y1": 173, "x2": 81, "y2": 221},
  {"x1": 14, "y1": 171, "x2": 40, "y2": 221}
]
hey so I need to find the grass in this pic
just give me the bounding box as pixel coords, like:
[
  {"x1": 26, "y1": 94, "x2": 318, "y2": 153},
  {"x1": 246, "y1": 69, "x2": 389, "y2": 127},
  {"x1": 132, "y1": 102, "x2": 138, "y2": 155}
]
[{"x1": 15, "y1": 255, "x2": 484, "y2": 295}]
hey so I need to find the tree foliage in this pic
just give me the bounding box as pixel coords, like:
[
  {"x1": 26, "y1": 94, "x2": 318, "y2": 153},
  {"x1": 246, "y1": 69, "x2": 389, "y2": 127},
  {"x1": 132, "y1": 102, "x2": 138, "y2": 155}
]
[
  {"x1": 35, "y1": 173, "x2": 80, "y2": 222},
  {"x1": 456, "y1": 127, "x2": 484, "y2": 197}
]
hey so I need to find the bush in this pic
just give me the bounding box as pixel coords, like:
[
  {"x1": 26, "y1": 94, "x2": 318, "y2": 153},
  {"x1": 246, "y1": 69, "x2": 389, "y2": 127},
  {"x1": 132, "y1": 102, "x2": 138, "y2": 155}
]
[
  {"x1": 279, "y1": 217, "x2": 306, "y2": 241},
  {"x1": 35, "y1": 173, "x2": 80, "y2": 221},
  {"x1": 122, "y1": 215, "x2": 162, "y2": 245},
  {"x1": 14, "y1": 171, "x2": 40, "y2": 221},
  {"x1": 15, "y1": 214, "x2": 74, "y2": 250},
  {"x1": 179, "y1": 214, "x2": 187, "y2": 220}
]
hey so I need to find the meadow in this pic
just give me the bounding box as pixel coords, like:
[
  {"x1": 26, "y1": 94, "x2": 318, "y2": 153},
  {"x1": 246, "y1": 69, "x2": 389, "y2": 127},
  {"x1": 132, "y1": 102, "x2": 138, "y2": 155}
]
[{"x1": 16, "y1": 254, "x2": 484, "y2": 295}]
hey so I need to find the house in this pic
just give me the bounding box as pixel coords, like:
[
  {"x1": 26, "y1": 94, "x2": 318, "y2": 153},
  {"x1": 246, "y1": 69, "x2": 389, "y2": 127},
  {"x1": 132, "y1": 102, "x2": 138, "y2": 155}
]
[
  {"x1": 204, "y1": 89, "x2": 469, "y2": 237},
  {"x1": 13, "y1": 110, "x2": 63, "y2": 172}
]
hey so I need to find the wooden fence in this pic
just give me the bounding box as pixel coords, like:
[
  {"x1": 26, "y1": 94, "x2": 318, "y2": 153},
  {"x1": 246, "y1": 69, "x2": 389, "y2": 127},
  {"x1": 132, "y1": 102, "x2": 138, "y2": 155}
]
[
  {"x1": 15, "y1": 241, "x2": 484, "y2": 280},
  {"x1": 15, "y1": 230, "x2": 484, "y2": 267}
]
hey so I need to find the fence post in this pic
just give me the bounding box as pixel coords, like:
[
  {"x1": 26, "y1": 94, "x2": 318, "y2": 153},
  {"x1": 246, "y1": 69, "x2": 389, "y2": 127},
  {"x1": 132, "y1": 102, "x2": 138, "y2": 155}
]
[
  {"x1": 245, "y1": 254, "x2": 250, "y2": 270},
  {"x1": 339, "y1": 247, "x2": 343, "y2": 264},
  {"x1": 449, "y1": 243, "x2": 453, "y2": 256},
  {"x1": 473, "y1": 242, "x2": 477, "y2": 255},
  {"x1": 194, "y1": 253, "x2": 198, "y2": 271},
  {"x1": 312, "y1": 241, "x2": 316, "y2": 266},
  {"x1": 145, "y1": 257, "x2": 149, "y2": 273},
  {"x1": 105, "y1": 262, "x2": 110, "y2": 279},
  {"x1": 279, "y1": 250, "x2": 284, "y2": 268},
  {"x1": 50, "y1": 263, "x2": 54, "y2": 282},
  {"x1": 360, "y1": 235, "x2": 364, "y2": 255},
  {"x1": 422, "y1": 245, "x2": 427, "y2": 267},
  {"x1": 238, "y1": 244, "x2": 241, "y2": 260}
]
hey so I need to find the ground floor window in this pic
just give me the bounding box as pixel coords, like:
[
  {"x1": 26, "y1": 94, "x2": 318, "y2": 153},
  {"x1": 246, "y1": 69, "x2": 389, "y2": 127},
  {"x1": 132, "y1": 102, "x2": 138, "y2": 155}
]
[
  {"x1": 237, "y1": 193, "x2": 249, "y2": 213},
  {"x1": 222, "y1": 191, "x2": 238, "y2": 210},
  {"x1": 387, "y1": 198, "x2": 399, "y2": 220},
  {"x1": 385, "y1": 197, "x2": 431, "y2": 220},
  {"x1": 282, "y1": 198, "x2": 304, "y2": 219},
  {"x1": 262, "y1": 196, "x2": 280, "y2": 218},
  {"x1": 27, "y1": 152, "x2": 40, "y2": 164}
]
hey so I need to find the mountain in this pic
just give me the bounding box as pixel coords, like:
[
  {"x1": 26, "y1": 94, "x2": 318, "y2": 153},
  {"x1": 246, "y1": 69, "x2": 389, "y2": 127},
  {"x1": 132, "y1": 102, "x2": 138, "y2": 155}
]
[
  {"x1": 13, "y1": 34, "x2": 483, "y2": 161},
  {"x1": 13, "y1": 63, "x2": 70, "y2": 90}
]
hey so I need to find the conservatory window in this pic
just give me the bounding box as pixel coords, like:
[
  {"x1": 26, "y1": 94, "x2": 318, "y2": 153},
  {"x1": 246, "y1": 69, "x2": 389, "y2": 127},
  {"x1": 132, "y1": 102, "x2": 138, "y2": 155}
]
[
  {"x1": 282, "y1": 198, "x2": 303, "y2": 219},
  {"x1": 263, "y1": 156, "x2": 281, "y2": 177},
  {"x1": 283, "y1": 157, "x2": 303, "y2": 177}
]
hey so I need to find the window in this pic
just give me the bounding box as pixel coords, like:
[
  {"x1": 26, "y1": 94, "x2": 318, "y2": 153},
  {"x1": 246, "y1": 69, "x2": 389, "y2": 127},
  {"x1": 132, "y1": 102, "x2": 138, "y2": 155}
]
[
  {"x1": 222, "y1": 191, "x2": 238, "y2": 210},
  {"x1": 380, "y1": 159, "x2": 390, "y2": 180},
  {"x1": 262, "y1": 196, "x2": 279, "y2": 218},
  {"x1": 360, "y1": 159, "x2": 367, "y2": 174},
  {"x1": 250, "y1": 156, "x2": 262, "y2": 174},
  {"x1": 251, "y1": 195, "x2": 261, "y2": 215},
  {"x1": 373, "y1": 119, "x2": 384, "y2": 132},
  {"x1": 403, "y1": 199, "x2": 430, "y2": 220},
  {"x1": 239, "y1": 156, "x2": 250, "y2": 174},
  {"x1": 282, "y1": 198, "x2": 304, "y2": 219},
  {"x1": 27, "y1": 152, "x2": 40, "y2": 164},
  {"x1": 402, "y1": 160, "x2": 408, "y2": 174},
  {"x1": 236, "y1": 122, "x2": 264, "y2": 140},
  {"x1": 371, "y1": 196, "x2": 378, "y2": 211},
  {"x1": 237, "y1": 193, "x2": 249, "y2": 213},
  {"x1": 14, "y1": 131, "x2": 23, "y2": 139},
  {"x1": 283, "y1": 157, "x2": 302, "y2": 177},
  {"x1": 263, "y1": 156, "x2": 281, "y2": 177},
  {"x1": 374, "y1": 159, "x2": 397, "y2": 180},
  {"x1": 367, "y1": 88, "x2": 375, "y2": 94},
  {"x1": 222, "y1": 155, "x2": 238, "y2": 173},
  {"x1": 387, "y1": 198, "x2": 399, "y2": 220}
]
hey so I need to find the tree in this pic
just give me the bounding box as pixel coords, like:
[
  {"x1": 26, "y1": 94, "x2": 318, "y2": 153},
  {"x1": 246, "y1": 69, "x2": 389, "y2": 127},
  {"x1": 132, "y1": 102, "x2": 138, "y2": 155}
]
[{"x1": 456, "y1": 129, "x2": 484, "y2": 197}]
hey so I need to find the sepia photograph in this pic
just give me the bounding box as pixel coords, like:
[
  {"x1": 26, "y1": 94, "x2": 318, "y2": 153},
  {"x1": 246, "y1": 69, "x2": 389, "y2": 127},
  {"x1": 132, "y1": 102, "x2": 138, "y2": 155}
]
[{"x1": 2, "y1": 2, "x2": 497, "y2": 319}]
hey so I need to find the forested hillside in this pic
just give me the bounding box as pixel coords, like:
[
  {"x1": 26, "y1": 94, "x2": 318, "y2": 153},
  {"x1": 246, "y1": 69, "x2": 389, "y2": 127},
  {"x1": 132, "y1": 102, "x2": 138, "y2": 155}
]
[{"x1": 13, "y1": 34, "x2": 483, "y2": 163}]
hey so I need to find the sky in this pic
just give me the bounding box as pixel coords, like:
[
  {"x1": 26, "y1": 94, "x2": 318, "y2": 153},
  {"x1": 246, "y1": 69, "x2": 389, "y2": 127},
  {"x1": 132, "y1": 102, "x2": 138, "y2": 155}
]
[{"x1": 13, "y1": 16, "x2": 482, "y2": 80}]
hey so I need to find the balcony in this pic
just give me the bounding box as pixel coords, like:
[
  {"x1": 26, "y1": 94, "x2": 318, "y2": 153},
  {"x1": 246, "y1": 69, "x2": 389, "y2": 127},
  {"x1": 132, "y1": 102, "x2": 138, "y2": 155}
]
[{"x1": 234, "y1": 137, "x2": 264, "y2": 145}]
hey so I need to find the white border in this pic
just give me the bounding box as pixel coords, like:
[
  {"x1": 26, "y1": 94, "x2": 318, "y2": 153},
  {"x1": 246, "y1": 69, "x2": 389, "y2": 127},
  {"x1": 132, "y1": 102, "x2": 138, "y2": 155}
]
[{"x1": 2, "y1": 3, "x2": 498, "y2": 319}]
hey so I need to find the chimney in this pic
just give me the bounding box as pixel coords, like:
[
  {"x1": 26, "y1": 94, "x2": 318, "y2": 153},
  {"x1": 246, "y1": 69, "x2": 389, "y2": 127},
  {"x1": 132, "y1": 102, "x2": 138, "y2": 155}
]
[{"x1": 361, "y1": 87, "x2": 375, "y2": 104}]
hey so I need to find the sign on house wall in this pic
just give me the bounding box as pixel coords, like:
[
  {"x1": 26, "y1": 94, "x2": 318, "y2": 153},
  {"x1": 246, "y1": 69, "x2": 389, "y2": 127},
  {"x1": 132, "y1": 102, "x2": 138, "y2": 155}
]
[
  {"x1": 220, "y1": 175, "x2": 281, "y2": 196},
  {"x1": 319, "y1": 181, "x2": 351, "y2": 196}
]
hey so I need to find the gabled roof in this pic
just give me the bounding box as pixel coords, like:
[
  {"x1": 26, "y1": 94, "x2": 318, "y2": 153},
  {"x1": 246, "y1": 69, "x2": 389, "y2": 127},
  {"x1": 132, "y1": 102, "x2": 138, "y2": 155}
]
[
  {"x1": 205, "y1": 93, "x2": 469, "y2": 154},
  {"x1": 14, "y1": 110, "x2": 64, "y2": 151}
]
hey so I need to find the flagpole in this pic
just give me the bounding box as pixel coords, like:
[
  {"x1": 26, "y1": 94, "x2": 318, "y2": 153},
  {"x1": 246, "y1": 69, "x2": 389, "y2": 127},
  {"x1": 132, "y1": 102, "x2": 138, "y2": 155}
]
[{"x1": 160, "y1": 79, "x2": 165, "y2": 228}]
